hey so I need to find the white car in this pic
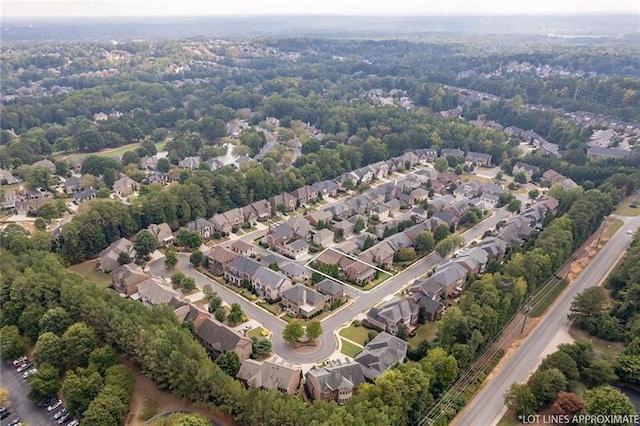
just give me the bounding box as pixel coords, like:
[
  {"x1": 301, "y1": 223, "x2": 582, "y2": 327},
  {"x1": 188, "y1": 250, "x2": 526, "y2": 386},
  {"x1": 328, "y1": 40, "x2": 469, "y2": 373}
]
[
  {"x1": 16, "y1": 363, "x2": 33, "y2": 373},
  {"x1": 47, "y1": 400, "x2": 62, "y2": 412},
  {"x1": 22, "y1": 368, "x2": 37, "y2": 379},
  {"x1": 12, "y1": 356, "x2": 28, "y2": 366},
  {"x1": 627, "y1": 230, "x2": 633, "y2": 234}
]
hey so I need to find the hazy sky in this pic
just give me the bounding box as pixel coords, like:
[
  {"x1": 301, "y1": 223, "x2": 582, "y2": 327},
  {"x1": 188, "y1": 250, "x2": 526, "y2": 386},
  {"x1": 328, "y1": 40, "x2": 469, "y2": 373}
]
[{"x1": 3, "y1": 0, "x2": 639, "y2": 18}]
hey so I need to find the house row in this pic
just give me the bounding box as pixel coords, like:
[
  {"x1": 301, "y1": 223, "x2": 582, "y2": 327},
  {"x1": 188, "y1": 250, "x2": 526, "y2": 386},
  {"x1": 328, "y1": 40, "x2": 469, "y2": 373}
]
[
  {"x1": 223, "y1": 255, "x2": 293, "y2": 301},
  {"x1": 314, "y1": 249, "x2": 377, "y2": 286},
  {"x1": 506, "y1": 126, "x2": 561, "y2": 158},
  {"x1": 280, "y1": 279, "x2": 346, "y2": 318},
  {"x1": 110, "y1": 263, "x2": 183, "y2": 306},
  {"x1": 542, "y1": 169, "x2": 578, "y2": 190}
]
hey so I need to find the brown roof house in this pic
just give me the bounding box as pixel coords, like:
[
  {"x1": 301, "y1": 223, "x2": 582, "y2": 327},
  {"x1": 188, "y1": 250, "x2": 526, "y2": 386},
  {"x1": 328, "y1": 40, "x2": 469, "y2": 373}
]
[
  {"x1": 137, "y1": 277, "x2": 183, "y2": 306},
  {"x1": 147, "y1": 223, "x2": 174, "y2": 247},
  {"x1": 208, "y1": 246, "x2": 240, "y2": 276},
  {"x1": 98, "y1": 237, "x2": 135, "y2": 272},
  {"x1": 354, "y1": 332, "x2": 408, "y2": 381},
  {"x1": 304, "y1": 360, "x2": 365, "y2": 404},
  {"x1": 195, "y1": 317, "x2": 253, "y2": 361},
  {"x1": 112, "y1": 176, "x2": 139, "y2": 197},
  {"x1": 236, "y1": 359, "x2": 302, "y2": 395},
  {"x1": 281, "y1": 284, "x2": 329, "y2": 318},
  {"x1": 269, "y1": 192, "x2": 297, "y2": 215},
  {"x1": 111, "y1": 263, "x2": 149, "y2": 296},
  {"x1": 230, "y1": 240, "x2": 256, "y2": 257}
]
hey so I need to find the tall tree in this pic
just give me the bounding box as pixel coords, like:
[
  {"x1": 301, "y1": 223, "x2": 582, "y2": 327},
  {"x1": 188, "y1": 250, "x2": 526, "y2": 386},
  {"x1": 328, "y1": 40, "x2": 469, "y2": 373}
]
[
  {"x1": 305, "y1": 321, "x2": 323, "y2": 341},
  {"x1": 215, "y1": 351, "x2": 240, "y2": 377},
  {"x1": 283, "y1": 321, "x2": 304, "y2": 344},
  {"x1": 135, "y1": 230, "x2": 158, "y2": 258}
]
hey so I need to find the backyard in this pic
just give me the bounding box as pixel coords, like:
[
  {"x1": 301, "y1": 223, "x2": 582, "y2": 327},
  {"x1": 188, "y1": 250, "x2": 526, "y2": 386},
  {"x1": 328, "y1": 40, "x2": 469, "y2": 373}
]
[
  {"x1": 339, "y1": 324, "x2": 376, "y2": 346},
  {"x1": 408, "y1": 322, "x2": 437, "y2": 349},
  {"x1": 68, "y1": 259, "x2": 112, "y2": 288}
]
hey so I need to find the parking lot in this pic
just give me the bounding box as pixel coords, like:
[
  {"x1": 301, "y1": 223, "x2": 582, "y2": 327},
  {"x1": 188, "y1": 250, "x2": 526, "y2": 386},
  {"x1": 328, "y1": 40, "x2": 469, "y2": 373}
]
[{"x1": 1, "y1": 361, "x2": 65, "y2": 426}]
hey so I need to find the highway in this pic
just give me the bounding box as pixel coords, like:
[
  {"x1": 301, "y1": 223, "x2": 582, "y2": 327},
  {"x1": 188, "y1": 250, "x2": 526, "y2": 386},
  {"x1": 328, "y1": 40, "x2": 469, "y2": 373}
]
[
  {"x1": 150, "y1": 209, "x2": 511, "y2": 364},
  {"x1": 452, "y1": 214, "x2": 640, "y2": 426}
]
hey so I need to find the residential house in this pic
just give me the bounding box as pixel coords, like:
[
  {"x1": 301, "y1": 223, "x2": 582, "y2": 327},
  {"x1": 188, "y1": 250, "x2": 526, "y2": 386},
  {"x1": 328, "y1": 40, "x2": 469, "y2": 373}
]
[
  {"x1": 455, "y1": 247, "x2": 489, "y2": 275},
  {"x1": 147, "y1": 223, "x2": 174, "y2": 247},
  {"x1": 281, "y1": 284, "x2": 329, "y2": 318},
  {"x1": 497, "y1": 216, "x2": 535, "y2": 246},
  {"x1": 311, "y1": 180, "x2": 340, "y2": 198},
  {"x1": 354, "y1": 332, "x2": 408, "y2": 381},
  {"x1": 475, "y1": 237, "x2": 508, "y2": 260},
  {"x1": 73, "y1": 187, "x2": 98, "y2": 204},
  {"x1": 432, "y1": 211, "x2": 458, "y2": 229},
  {"x1": 313, "y1": 228, "x2": 335, "y2": 247},
  {"x1": 465, "y1": 151, "x2": 492, "y2": 167},
  {"x1": 347, "y1": 195, "x2": 373, "y2": 216},
  {"x1": 33, "y1": 159, "x2": 56, "y2": 174},
  {"x1": 280, "y1": 262, "x2": 311, "y2": 282},
  {"x1": 316, "y1": 279, "x2": 345, "y2": 305},
  {"x1": 280, "y1": 239, "x2": 309, "y2": 260},
  {"x1": 482, "y1": 182, "x2": 504, "y2": 196},
  {"x1": 454, "y1": 181, "x2": 483, "y2": 200},
  {"x1": 365, "y1": 299, "x2": 419, "y2": 335},
  {"x1": 415, "y1": 148, "x2": 439, "y2": 163},
  {"x1": 408, "y1": 292, "x2": 446, "y2": 321},
  {"x1": 287, "y1": 215, "x2": 312, "y2": 240},
  {"x1": 341, "y1": 258, "x2": 376, "y2": 285},
  {"x1": 0, "y1": 169, "x2": 20, "y2": 185},
  {"x1": 333, "y1": 220, "x2": 354, "y2": 239},
  {"x1": 480, "y1": 192, "x2": 500, "y2": 208},
  {"x1": 64, "y1": 176, "x2": 82, "y2": 193},
  {"x1": 15, "y1": 199, "x2": 47, "y2": 215},
  {"x1": 354, "y1": 232, "x2": 379, "y2": 250},
  {"x1": 225, "y1": 256, "x2": 262, "y2": 286},
  {"x1": 251, "y1": 266, "x2": 293, "y2": 301},
  {"x1": 411, "y1": 207, "x2": 429, "y2": 222},
  {"x1": 211, "y1": 213, "x2": 233, "y2": 235},
  {"x1": 206, "y1": 157, "x2": 224, "y2": 171},
  {"x1": 269, "y1": 193, "x2": 297, "y2": 215},
  {"x1": 444, "y1": 199, "x2": 475, "y2": 219},
  {"x1": 409, "y1": 188, "x2": 429, "y2": 205},
  {"x1": 147, "y1": 172, "x2": 169, "y2": 185},
  {"x1": 369, "y1": 204, "x2": 390, "y2": 222},
  {"x1": 236, "y1": 359, "x2": 302, "y2": 395},
  {"x1": 264, "y1": 223, "x2": 295, "y2": 248},
  {"x1": 113, "y1": 176, "x2": 138, "y2": 196},
  {"x1": 111, "y1": 263, "x2": 149, "y2": 296},
  {"x1": 186, "y1": 218, "x2": 215, "y2": 239},
  {"x1": 412, "y1": 261, "x2": 468, "y2": 298},
  {"x1": 208, "y1": 246, "x2": 239, "y2": 276},
  {"x1": 305, "y1": 210, "x2": 333, "y2": 228},
  {"x1": 140, "y1": 156, "x2": 158, "y2": 171},
  {"x1": 359, "y1": 241, "x2": 395, "y2": 269},
  {"x1": 384, "y1": 199, "x2": 401, "y2": 217},
  {"x1": 195, "y1": 317, "x2": 253, "y2": 361},
  {"x1": 398, "y1": 152, "x2": 420, "y2": 169},
  {"x1": 137, "y1": 278, "x2": 182, "y2": 306},
  {"x1": 440, "y1": 148, "x2": 465, "y2": 158},
  {"x1": 291, "y1": 185, "x2": 319, "y2": 206},
  {"x1": 230, "y1": 240, "x2": 255, "y2": 257},
  {"x1": 304, "y1": 361, "x2": 366, "y2": 403},
  {"x1": 98, "y1": 237, "x2": 135, "y2": 272},
  {"x1": 588, "y1": 146, "x2": 634, "y2": 160},
  {"x1": 513, "y1": 162, "x2": 540, "y2": 181},
  {"x1": 325, "y1": 202, "x2": 354, "y2": 221},
  {"x1": 244, "y1": 200, "x2": 272, "y2": 222},
  {"x1": 429, "y1": 195, "x2": 456, "y2": 212},
  {"x1": 179, "y1": 156, "x2": 200, "y2": 169}
]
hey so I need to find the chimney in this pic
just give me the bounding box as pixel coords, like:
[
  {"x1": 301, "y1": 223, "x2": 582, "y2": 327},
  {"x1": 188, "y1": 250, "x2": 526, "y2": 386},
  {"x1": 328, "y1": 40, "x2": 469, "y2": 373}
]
[{"x1": 302, "y1": 289, "x2": 307, "y2": 306}]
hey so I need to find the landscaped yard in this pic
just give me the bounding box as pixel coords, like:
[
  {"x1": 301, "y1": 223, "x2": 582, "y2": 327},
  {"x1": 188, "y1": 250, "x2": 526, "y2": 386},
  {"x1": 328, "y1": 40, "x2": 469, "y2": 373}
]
[
  {"x1": 408, "y1": 322, "x2": 438, "y2": 349},
  {"x1": 340, "y1": 339, "x2": 363, "y2": 357},
  {"x1": 339, "y1": 324, "x2": 375, "y2": 346},
  {"x1": 247, "y1": 326, "x2": 269, "y2": 339},
  {"x1": 615, "y1": 197, "x2": 640, "y2": 217},
  {"x1": 257, "y1": 300, "x2": 283, "y2": 316},
  {"x1": 68, "y1": 259, "x2": 112, "y2": 288}
]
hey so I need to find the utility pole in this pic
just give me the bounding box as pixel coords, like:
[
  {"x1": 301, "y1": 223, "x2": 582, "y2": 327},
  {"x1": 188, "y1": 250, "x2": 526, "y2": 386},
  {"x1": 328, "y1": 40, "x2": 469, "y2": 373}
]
[
  {"x1": 596, "y1": 216, "x2": 608, "y2": 248},
  {"x1": 521, "y1": 296, "x2": 533, "y2": 334}
]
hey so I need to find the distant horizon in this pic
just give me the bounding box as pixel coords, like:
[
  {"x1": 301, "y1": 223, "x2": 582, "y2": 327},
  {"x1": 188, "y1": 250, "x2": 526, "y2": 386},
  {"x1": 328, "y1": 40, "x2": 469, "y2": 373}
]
[{"x1": 4, "y1": 0, "x2": 639, "y2": 19}]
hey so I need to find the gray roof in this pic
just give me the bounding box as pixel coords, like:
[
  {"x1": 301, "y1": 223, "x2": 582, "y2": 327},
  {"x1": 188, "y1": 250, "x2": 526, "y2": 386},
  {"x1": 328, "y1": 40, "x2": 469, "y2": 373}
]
[
  {"x1": 186, "y1": 218, "x2": 215, "y2": 231},
  {"x1": 281, "y1": 284, "x2": 328, "y2": 306},
  {"x1": 355, "y1": 332, "x2": 408, "y2": 381},
  {"x1": 196, "y1": 317, "x2": 252, "y2": 354},
  {"x1": 286, "y1": 239, "x2": 309, "y2": 251},
  {"x1": 236, "y1": 359, "x2": 301, "y2": 393},
  {"x1": 280, "y1": 262, "x2": 311, "y2": 279},
  {"x1": 137, "y1": 278, "x2": 182, "y2": 305},
  {"x1": 316, "y1": 278, "x2": 345, "y2": 296},
  {"x1": 588, "y1": 146, "x2": 633, "y2": 159},
  {"x1": 305, "y1": 361, "x2": 365, "y2": 394},
  {"x1": 228, "y1": 256, "x2": 262, "y2": 276},
  {"x1": 432, "y1": 261, "x2": 468, "y2": 285},
  {"x1": 73, "y1": 187, "x2": 98, "y2": 202},
  {"x1": 252, "y1": 266, "x2": 288, "y2": 290},
  {"x1": 441, "y1": 148, "x2": 465, "y2": 157}
]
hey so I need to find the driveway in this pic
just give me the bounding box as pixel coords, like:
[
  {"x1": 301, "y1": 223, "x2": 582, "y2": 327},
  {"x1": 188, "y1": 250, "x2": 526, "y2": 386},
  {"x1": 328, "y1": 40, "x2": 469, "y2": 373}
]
[
  {"x1": 1, "y1": 362, "x2": 60, "y2": 426},
  {"x1": 149, "y1": 208, "x2": 511, "y2": 364}
]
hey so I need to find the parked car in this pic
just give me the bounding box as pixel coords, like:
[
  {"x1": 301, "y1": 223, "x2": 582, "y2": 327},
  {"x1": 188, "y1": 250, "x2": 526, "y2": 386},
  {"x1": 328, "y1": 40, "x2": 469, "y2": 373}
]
[
  {"x1": 67, "y1": 420, "x2": 79, "y2": 426},
  {"x1": 53, "y1": 408, "x2": 67, "y2": 420},
  {"x1": 12, "y1": 356, "x2": 28, "y2": 366},
  {"x1": 58, "y1": 412, "x2": 71, "y2": 424},
  {"x1": 16, "y1": 363, "x2": 33, "y2": 373},
  {"x1": 47, "y1": 400, "x2": 62, "y2": 411},
  {"x1": 0, "y1": 407, "x2": 10, "y2": 419},
  {"x1": 23, "y1": 368, "x2": 37, "y2": 379},
  {"x1": 43, "y1": 396, "x2": 59, "y2": 407},
  {"x1": 8, "y1": 419, "x2": 21, "y2": 426}
]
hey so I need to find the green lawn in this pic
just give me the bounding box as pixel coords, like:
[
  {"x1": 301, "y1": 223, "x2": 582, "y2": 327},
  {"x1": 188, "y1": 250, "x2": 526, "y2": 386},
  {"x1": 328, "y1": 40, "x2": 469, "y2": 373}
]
[
  {"x1": 340, "y1": 339, "x2": 363, "y2": 357},
  {"x1": 408, "y1": 322, "x2": 438, "y2": 349},
  {"x1": 257, "y1": 301, "x2": 283, "y2": 316},
  {"x1": 247, "y1": 327, "x2": 269, "y2": 340},
  {"x1": 61, "y1": 140, "x2": 168, "y2": 162},
  {"x1": 339, "y1": 325, "x2": 374, "y2": 346},
  {"x1": 68, "y1": 259, "x2": 112, "y2": 288},
  {"x1": 530, "y1": 278, "x2": 568, "y2": 318},
  {"x1": 615, "y1": 198, "x2": 640, "y2": 217}
]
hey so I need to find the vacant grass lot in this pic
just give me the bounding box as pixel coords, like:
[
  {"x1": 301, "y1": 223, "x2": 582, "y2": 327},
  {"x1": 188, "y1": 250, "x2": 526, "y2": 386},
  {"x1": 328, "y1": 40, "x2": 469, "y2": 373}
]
[
  {"x1": 340, "y1": 339, "x2": 363, "y2": 357},
  {"x1": 62, "y1": 140, "x2": 168, "y2": 162},
  {"x1": 616, "y1": 197, "x2": 640, "y2": 216},
  {"x1": 339, "y1": 325, "x2": 375, "y2": 346},
  {"x1": 68, "y1": 259, "x2": 112, "y2": 288}
]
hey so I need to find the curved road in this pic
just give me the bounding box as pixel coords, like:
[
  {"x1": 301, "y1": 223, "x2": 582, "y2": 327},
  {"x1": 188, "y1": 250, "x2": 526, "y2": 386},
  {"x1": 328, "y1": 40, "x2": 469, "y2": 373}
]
[
  {"x1": 452, "y1": 214, "x2": 640, "y2": 426},
  {"x1": 150, "y1": 209, "x2": 511, "y2": 363}
]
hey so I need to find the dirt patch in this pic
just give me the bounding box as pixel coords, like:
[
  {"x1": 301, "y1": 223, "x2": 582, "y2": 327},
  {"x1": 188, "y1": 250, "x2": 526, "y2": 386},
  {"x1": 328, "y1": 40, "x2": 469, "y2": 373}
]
[{"x1": 122, "y1": 359, "x2": 236, "y2": 426}]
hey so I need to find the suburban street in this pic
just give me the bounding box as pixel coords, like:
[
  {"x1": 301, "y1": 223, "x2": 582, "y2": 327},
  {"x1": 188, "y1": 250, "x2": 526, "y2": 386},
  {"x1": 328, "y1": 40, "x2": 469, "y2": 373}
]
[
  {"x1": 1, "y1": 362, "x2": 60, "y2": 426},
  {"x1": 150, "y1": 208, "x2": 511, "y2": 364},
  {"x1": 452, "y1": 214, "x2": 640, "y2": 426}
]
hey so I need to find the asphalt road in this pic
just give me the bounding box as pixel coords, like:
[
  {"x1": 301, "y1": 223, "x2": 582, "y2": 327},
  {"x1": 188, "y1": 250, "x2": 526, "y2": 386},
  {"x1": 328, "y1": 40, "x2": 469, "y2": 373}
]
[
  {"x1": 150, "y1": 209, "x2": 511, "y2": 363},
  {"x1": 453, "y1": 214, "x2": 640, "y2": 426},
  {"x1": 1, "y1": 362, "x2": 60, "y2": 426}
]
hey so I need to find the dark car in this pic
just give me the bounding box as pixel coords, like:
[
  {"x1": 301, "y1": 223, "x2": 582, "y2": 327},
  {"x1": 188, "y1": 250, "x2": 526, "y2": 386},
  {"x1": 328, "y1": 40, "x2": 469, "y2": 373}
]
[{"x1": 0, "y1": 408, "x2": 10, "y2": 420}]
